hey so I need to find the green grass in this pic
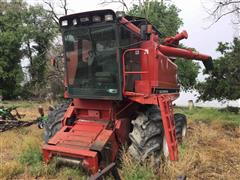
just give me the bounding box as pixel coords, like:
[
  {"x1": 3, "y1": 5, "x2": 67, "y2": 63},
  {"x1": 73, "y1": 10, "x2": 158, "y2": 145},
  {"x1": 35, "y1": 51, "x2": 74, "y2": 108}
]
[
  {"x1": 122, "y1": 163, "x2": 156, "y2": 180},
  {"x1": 179, "y1": 142, "x2": 187, "y2": 159},
  {"x1": 18, "y1": 140, "x2": 45, "y2": 177},
  {"x1": 175, "y1": 106, "x2": 240, "y2": 126},
  {"x1": 19, "y1": 143, "x2": 43, "y2": 166},
  {"x1": 57, "y1": 167, "x2": 87, "y2": 180},
  {"x1": 17, "y1": 141, "x2": 86, "y2": 179},
  {"x1": 120, "y1": 153, "x2": 157, "y2": 180},
  {"x1": 1, "y1": 100, "x2": 40, "y2": 108}
]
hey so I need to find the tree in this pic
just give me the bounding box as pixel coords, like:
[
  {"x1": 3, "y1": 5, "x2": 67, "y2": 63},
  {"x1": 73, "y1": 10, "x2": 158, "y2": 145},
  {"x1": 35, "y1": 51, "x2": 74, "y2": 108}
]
[
  {"x1": 0, "y1": 0, "x2": 58, "y2": 99},
  {"x1": 100, "y1": 0, "x2": 129, "y2": 11},
  {"x1": 0, "y1": 1, "x2": 25, "y2": 99},
  {"x1": 21, "y1": 4, "x2": 58, "y2": 90},
  {"x1": 43, "y1": 0, "x2": 69, "y2": 25},
  {"x1": 41, "y1": 0, "x2": 71, "y2": 98},
  {"x1": 205, "y1": 0, "x2": 240, "y2": 26},
  {"x1": 197, "y1": 38, "x2": 240, "y2": 101},
  {"x1": 175, "y1": 59, "x2": 200, "y2": 91},
  {"x1": 128, "y1": 0, "x2": 182, "y2": 36}
]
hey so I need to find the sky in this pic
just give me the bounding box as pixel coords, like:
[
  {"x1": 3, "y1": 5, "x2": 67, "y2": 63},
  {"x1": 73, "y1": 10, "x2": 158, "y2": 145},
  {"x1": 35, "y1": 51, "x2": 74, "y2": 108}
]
[{"x1": 27, "y1": 0, "x2": 239, "y2": 107}]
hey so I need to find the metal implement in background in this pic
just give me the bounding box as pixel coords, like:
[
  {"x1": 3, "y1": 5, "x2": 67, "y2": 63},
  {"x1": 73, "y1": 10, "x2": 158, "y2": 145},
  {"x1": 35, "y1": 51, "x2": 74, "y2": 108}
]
[
  {"x1": 0, "y1": 106, "x2": 48, "y2": 132},
  {"x1": 0, "y1": 106, "x2": 25, "y2": 120},
  {"x1": 0, "y1": 119, "x2": 38, "y2": 132}
]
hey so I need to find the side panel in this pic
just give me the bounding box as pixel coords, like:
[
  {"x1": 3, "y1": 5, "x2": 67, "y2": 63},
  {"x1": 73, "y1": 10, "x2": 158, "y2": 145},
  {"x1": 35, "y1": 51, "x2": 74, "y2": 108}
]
[
  {"x1": 156, "y1": 51, "x2": 178, "y2": 89},
  {"x1": 139, "y1": 39, "x2": 179, "y2": 92}
]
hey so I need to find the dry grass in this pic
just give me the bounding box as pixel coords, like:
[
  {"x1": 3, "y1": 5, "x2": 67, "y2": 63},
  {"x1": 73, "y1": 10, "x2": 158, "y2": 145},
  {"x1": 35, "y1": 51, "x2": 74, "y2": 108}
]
[
  {"x1": 120, "y1": 108, "x2": 240, "y2": 179},
  {"x1": 159, "y1": 121, "x2": 240, "y2": 179},
  {"x1": 0, "y1": 101, "x2": 87, "y2": 180},
  {"x1": 120, "y1": 151, "x2": 156, "y2": 180},
  {"x1": 0, "y1": 101, "x2": 240, "y2": 179},
  {"x1": 119, "y1": 121, "x2": 240, "y2": 180},
  {"x1": 0, "y1": 102, "x2": 45, "y2": 179}
]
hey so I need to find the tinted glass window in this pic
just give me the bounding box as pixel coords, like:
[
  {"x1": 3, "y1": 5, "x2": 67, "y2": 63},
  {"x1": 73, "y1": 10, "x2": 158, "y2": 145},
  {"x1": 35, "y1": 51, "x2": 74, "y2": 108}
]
[
  {"x1": 63, "y1": 25, "x2": 119, "y2": 98},
  {"x1": 120, "y1": 26, "x2": 141, "y2": 47},
  {"x1": 120, "y1": 26, "x2": 141, "y2": 91}
]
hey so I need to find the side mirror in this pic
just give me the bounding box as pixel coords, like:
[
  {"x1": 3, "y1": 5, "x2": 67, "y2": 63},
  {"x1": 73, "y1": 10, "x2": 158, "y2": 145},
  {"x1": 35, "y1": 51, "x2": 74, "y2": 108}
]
[{"x1": 140, "y1": 24, "x2": 152, "y2": 40}]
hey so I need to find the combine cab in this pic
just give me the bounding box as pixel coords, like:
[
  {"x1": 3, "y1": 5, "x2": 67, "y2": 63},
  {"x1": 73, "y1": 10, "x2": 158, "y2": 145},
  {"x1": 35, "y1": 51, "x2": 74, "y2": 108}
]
[{"x1": 42, "y1": 9, "x2": 213, "y2": 175}]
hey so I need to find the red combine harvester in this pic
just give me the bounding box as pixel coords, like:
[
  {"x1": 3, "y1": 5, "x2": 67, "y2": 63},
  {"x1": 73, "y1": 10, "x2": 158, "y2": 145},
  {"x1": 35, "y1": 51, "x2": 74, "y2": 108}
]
[{"x1": 43, "y1": 9, "x2": 213, "y2": 176}]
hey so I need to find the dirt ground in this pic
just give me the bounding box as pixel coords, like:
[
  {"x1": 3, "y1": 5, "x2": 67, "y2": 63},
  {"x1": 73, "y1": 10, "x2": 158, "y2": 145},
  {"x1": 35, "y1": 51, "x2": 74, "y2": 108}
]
[{"x1": 0, "y1": 102, "x2": 240, "y2": 179}]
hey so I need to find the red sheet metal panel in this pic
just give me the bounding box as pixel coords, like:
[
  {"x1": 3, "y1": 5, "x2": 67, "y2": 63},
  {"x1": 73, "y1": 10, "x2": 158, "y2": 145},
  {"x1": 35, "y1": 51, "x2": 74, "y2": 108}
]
[
  {"x1": 48, "y1": 121, "x2": 105, "y2": 148},
  {"x1": 43, "y1": 144, "x2": 97, "y2": 157},
  {"x1": 43, "y1": 120, "x2": 114, "y2": 174},
  {"x1": 90, "y1": 129, "x2": 113, "y2": 151},
  {"x1": 42, "y1": 144, "x2": 99, "y2": 173}
]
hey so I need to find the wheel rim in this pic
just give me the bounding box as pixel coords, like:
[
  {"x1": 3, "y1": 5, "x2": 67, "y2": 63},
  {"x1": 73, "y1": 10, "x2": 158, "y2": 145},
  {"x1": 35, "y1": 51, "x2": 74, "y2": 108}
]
[
  {"x1": 163, "y1": 124, "x2": 187, "y2": 158},
  {"x1": 38, "y1": 122, "x2": 44, "y2": 129},
  {"x1": 182, "y1": 124, "x2": 187, "y2": 137},
  {"x1": 162, "y1": 136, "x2": 169, "y2": 158}
]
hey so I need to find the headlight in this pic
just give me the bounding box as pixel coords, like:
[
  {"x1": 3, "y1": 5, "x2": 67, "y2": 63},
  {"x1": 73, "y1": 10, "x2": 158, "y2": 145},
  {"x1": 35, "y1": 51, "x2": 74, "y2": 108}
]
[
  {"x1": 105, "y1": 14, "x2": 113, "y2": 21},
  {"x1": 80, "y1": 17, "x2": 89, "y2": 22},
  {"x1": 73, "y1": 19, "x2": 77, "y2": 25},
  {"x1": 61, "y1": 20, "x2": 68, "y2": 27},
  {"x1": 92, "y1": 16, "x2": 101, "y2": 22}
]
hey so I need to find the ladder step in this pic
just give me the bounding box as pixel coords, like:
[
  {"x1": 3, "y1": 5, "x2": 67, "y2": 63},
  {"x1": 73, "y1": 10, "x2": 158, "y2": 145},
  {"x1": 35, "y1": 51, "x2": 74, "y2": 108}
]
[{"x1": 158, "y1": 95, "x2": 178, "y2": 161}]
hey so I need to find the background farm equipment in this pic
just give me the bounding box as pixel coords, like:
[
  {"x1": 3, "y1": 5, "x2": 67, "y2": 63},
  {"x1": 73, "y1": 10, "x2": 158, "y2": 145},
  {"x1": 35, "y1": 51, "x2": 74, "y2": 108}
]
[
  {"x1": 0, "y1": 106, "x2": 25, "y2": 120},
  {"x1": 0, "y1": 105, "x2": 48, "y2": 132}
]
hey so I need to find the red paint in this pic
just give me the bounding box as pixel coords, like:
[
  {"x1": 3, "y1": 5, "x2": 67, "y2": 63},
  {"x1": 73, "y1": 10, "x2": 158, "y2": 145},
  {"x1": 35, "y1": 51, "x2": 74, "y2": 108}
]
[
  {"x1": 163, "y1": 30, "x2": 188, "y2": 46},
  {"x1": 159, "y1": 45, "x2": 211, "y2": 61},
  {"x1": 44, "y1": 10, "x2": 212, "y2": 175},
  {"x1": 122, "y1": 48, "x2": 151, "y2": 96},
  {"x1": 43, "y1": 144, "x2": 99, "y2": 173},
  {"x1": 157, "y1": 95, "x2": 178, "y2": 161},
  {"x1": 115, "y1": 118, "x2": 131, "y2": 145}
]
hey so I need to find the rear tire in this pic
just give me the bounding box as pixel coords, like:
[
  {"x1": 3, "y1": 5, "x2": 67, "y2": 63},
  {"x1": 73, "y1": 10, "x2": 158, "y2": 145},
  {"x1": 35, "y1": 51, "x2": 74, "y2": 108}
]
[
  {"x1": 128, "y1": 105, "x2": 164, "y2": 164},
  {"x1": 44, "y1": 102, "x2": 69, "y2": 143},
  {"x1": 174, "y1": 113, "x2": 187, "y2": 142}
]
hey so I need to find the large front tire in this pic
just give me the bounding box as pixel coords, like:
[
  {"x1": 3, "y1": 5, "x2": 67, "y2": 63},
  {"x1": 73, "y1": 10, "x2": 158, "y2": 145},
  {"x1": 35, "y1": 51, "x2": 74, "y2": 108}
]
[
  {"x1": 128, "y1": 105, "x2": 164, "y2": 164},
  {"x1": 44, "y1": 103, "x2": 69, "y2": 143}
]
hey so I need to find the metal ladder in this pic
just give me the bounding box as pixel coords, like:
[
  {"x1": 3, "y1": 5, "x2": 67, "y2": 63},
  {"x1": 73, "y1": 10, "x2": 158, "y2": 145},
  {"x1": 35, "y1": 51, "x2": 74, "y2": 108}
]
[{"x1": 157, "y1": 95, "x2": 178, "y2": 161}]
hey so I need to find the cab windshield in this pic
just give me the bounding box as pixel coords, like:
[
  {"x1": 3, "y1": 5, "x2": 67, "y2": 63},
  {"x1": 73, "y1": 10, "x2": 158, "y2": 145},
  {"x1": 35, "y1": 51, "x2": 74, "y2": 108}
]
[{"x1": 63, "y1": 25, "x2": 119, "y2": 98}]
